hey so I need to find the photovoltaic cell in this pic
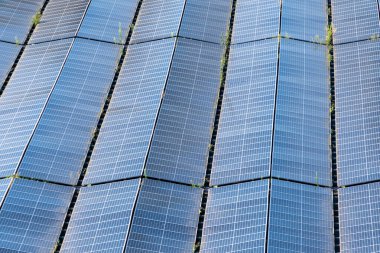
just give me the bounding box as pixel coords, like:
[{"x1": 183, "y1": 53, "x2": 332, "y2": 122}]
[
  {"x1": 77, "y1": 0, "x2": 139, "y2": 43},
  {"x1": 61, "y1": 179, "x2": 140, "y2": 253},
  {"x1": 0, "y1": 0, "x2": 44, "y2": 43},
  {"x1": 281, "y1": 0, "x2": 327, "y2": 42},
  {"x1": 83, "y1": 38, "x2": 175, "y2": 184},
  {"x1": 125, "y1": 179, "x2": 202, "y2": 253},
  {"x1": 334, "y1": 40, "x2": 380, "y2": 186},
  {"x1": 339, "y1": 182, "x2": 380, "y2": 253},
  {"x1": 272, "y1": 40, "x2": 331, "y2": 186},
  {"x1": 332, "y1": 0, "x2": 380, "y2": 44},
  {"x1": 130, "y1": 0, "x2": 185, "y2": 44},
  {"x1": 268, "y1": 180, "x2": 334, "y2": 253},
  {"x1": 18, "y1": 39, "x2": 120, "y2": 185},
  {"x1": 211, "y1": 39, "x2": 278, "y2": 186},
  {"x1": 0, "y1": 42, "x2": 20, "y2": 85},
  {"x1": 29, "y1": 0, "x2": 89, "y2": 44},
  {"x1": 231, "y1": 0, "x2": 280, "y2": 44},
  {"x1": 0, "y1": 179, "x2": 74, "y2": 253},
  {"x1": 0, "y1": 178, "x2": 11, "y2": 205},
  {"x1": 179, "y1": 0, "x2": 232, "y2": 44},
  {"x1": 145, "y1": 38, "x2": 223, "y2": 185},
  {"x1": 200, "y1": 180, "x2": 269, "y2": 253},
  {"x1": 0, "y1": 39, "x2": 73, "y2": 178}
]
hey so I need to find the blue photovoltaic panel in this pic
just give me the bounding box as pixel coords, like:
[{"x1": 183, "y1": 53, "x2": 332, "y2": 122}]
[
  {"x1": 0, "y1": 0, "x2": 44, "y2": 43},
  {"x1": 0, "y1": 178, "x2": 11, "y2": 205},
  {"x1": 335, "y1": 40, "x2": 380, "y2": 186},
  {"x1": 29, "y1": 0, "x2": 90, "y2": 44},
  {"x1": 77, "y1": 0, "x2": 139, "y2": 43},
  {"x1": 282, "y1": 0, "x2": 327, "y2": 42},
  {"x1": 130, "y1": 0, "x2": 185, "y2": 44},
  {"x1": 0, "y1": 179, "x2": 74, "y2": 253},
  {"x1": 211, "y1": 39, "x2": 278, "y2": 186},
  {"x1": 61, "y1": 179, "x2": 140, "y2": 253},
  {"x1": 179, "y1": 0, "x2": 232, "y2": 44},
  {"x1": 268, "y1": 180, "x2": 334, "y2": 252},
  {"x1": 332, "y1": 0, "x2": 380, "y2": 44},
  {"x1": 272, "y1": 40, "x2": 331, "y2": 186},
  {"x1": 145, "y1": 38, "x2": 222, "y2": 185},
  {"x1": 83, "y1": 38, "x2": 175, "y2": 184},
  {"x1": 231, "y1": 0, "x2": 280, "y2": 44},
  {"x1": 0, "y1": 39, "x2": 73, "y2": 178},
  {"x1": 200, "y1": 180, "x2": 269, "y2": 253},
  {"x1": 339, "y1": 182, "x2": 380, "y2": 253},
  {"x1": 125, "y1": 179, "x2": 202, "y2": 253},
  {"x1": 18, "y1": 39, "x2": 120, "y2": 185},
  {"x1": 0, "y1": 42, "x2": 20, "y2": 84}
]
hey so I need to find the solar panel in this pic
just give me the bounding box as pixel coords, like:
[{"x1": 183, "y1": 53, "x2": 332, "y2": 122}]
[
  {"x1": 272, "y1": 39, "x2": 331, "y2": 186},
  {"x1": 130, "y1": 0, "x2": 185, "y2": 44},
  {"x1": 0, "y1": 42, "x2": 20, "y2": 85},
  {"x1": 0, "y1": 0, "x2": 44, "y2": 43},
  {"x1": 231, "y1": 0, "x2": 280, "y2": 44},
  {"x1": 281, "y1": 0, "x2": 327, "y2": 42},
  {"x1": 211, "y1": 39, "x2": 278, "y2": 186},
  {"x1": 200, "y1": 180, "x2": 269, "y2": 252},
  {"x1": 0, "y1": 39, "x2": 73, "y2": 178},
  {"x1": 125, "y1": 179, "x2": 202, "y2": 253},
  {"x1": 17, "y1": 39, "x2": 120, "y2": 185},
  {"x1": 0, "y1": 178, "x2": 11, "y2": 205},
  {"x1": 145, "y1": 38, "x2": 223, "y2": 185},
  {"x1": 268, "y1": 180, "x2": 334, "y2": 252},
  {"x1": 77, "y1": 0, "x2": 139, "y2": 43},
  {"x1": 332, "y1": 0, "x2": 380, "y2": 44},
  {"x1": 0, "y1": 179, "x2": 74, "y2": 252},
  {"x1": 339, "y1": 182, "x2": 380, "y2": 253},
  {"x1": 178, "y1": 0, "x2": 232, "y2": 44},
  {"x1": 334, "y1": 40, "x2": 380, "y2": 186},
  {"x1": 83, "y1": 38, "x2": 175, "y2": 185},
  {"x1": 29, "y1": 0, "x2": 90, "y2": 44},
  {"x1": 61, "y1": 179, "x2": 140, "y2": 252}
]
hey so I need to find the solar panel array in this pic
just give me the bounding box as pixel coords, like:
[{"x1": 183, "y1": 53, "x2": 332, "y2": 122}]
[
  {"x1": 339, "y1": 182, "x2": 380, "y2": 253},
  {"x1": 272, "y1": 39, "x2": 331, "y2": 186},
  {"x1": 335, "y1": 40, "x2": 380, "y2": 186},
  {"x1": 0, "y1": 0, "x2": 378, "y2": 252},
  {"x1": 0, "y1": 0, "x2": 45, "y2": 43},
  {"x1": 332, "y1": 0, "x2": 380, "y2": 44}
]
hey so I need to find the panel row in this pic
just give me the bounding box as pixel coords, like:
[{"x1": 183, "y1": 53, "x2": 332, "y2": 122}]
[
  {"x1": 232, "y1": 0, "x2": 327, "y2": 44},
  {"x1": 0, "y1": 178, "x2": 337, "y2": 252},
  {"x1": 212, "y1": 38, "x2": 331, "y2": 186}
]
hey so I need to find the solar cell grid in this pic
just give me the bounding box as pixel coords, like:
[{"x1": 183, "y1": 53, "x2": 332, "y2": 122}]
[
  {"x1": 29, "y1": 0, "x2": 90, "y2": 44},
  {"x1": 83, "y1": 38, "x2": 175, "y2": 185},
  {"x1": 77, "y1": 0, "x2": 139, "y2": 43},
  {"x1": 61, "y1": 179, "x2": 140, "y2": 253},
  {"x1": 0, "y1": 39, "x2": 73, "y2": 178},
  {"x1": 0, "y1": 0, "x2": 45, "y2": 43},
  {"x1": 231, "y1": 0, "x2": 280, "y2": 44},
  {"x1": 130, "y1": 0, "x2": 185, "y2": 44},
  {"x1": 0, "y1": 179, "x2": 74, "y2": 253},
  {"x1": 272, "y1": 39, "x2": 331, "y2": 186},
  {"x1": 332, "y1": 0, "x2": 380, "y2": 44},
  {"x1": 179, "y1": 0, "x2": 232, "y2": 44},
  {"x1": 211, "y1": 39, "x2": 278, "y2": 186},
  {"x1": 339, "y1": 182, "x2": 380, "y2": 253},
  {"x1": 0, "y1": 178, "x2": 11, "y2": 205},
  {"x1": 17, "y1": 39, "x2": 120, "y2": 185},
  {"x1": 200, "y1": 180, "x2": 269, "y2": 253},
  {"x1": 145, "y1": 38, "x2": 223, "y2": 185},
  {"x1": 268, "y1": 180, "x2": 334, "y2": 253},
  {"x1": 334, "y1": 40, "x2": 380, "y2": 186},
  {"x1": 0, "y1": 42, "x2": 20, "y2": 85},
  {"x1": 281, "y1": 0, "x2": 327, "y2": 42},
  {"x1": 125, "y1": 179, "x2": 202, "y2": 253}
]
